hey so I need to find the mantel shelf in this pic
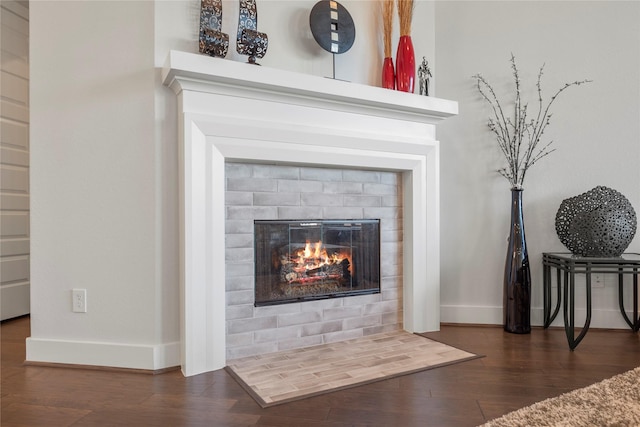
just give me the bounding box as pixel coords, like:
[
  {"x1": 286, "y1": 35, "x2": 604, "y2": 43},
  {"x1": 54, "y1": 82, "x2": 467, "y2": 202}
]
[{"x1": 162, "y1": 50, "x2": 458, "y2": 124}]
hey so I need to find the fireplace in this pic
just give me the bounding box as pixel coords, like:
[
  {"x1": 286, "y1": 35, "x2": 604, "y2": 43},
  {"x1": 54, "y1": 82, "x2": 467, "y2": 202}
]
[
  {"x1": 254, "y1": 219, "x2": 381, "y2": 306},
  {"x1": 162, "y1": 50, "x2": 458, "y2": 376}
]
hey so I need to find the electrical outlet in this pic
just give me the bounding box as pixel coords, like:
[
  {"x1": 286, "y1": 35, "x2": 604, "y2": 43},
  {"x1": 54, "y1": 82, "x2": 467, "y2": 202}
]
[
  {"x1": 72, "y1": 289, "x2": 87, "y2": 313},
  {"x1": 592, "y1": 274, "x2": 605, "y2": 288}
]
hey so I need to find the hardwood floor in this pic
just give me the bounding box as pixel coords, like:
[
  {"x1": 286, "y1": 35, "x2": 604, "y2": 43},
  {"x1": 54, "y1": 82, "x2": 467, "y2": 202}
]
[{"x1": 2, "y1": 316, "x2": 639, "y2": 426}]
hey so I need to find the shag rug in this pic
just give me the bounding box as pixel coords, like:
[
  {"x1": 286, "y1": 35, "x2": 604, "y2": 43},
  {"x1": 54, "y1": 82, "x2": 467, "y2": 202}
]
[
  {"x1": 226, "y1": 330, "x2": 481, "y2": 407},
  {"x1": 481, "y1": 367, "x2": 640, "y2": 427}
]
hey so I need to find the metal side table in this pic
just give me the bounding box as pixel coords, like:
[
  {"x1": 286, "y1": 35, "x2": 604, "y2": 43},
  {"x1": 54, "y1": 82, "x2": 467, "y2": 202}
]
[{"x1": 542, "y1": 252, "x2": 640, "y2": 350}]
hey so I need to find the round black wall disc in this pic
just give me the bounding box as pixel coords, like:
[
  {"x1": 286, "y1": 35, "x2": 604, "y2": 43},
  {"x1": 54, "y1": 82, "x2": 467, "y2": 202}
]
[{"x1": 309, "y1": 1, "x2": 355, "y2": 54}]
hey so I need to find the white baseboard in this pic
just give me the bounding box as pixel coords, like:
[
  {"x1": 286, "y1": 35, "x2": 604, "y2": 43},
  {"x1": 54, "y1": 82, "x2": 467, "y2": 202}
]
[
  {"x1": 441, "y1": 304, "x2": 633, "y2": 330},
  {"x1": 26, "y1": 337, "x2": 181, "y2": 371},
  {"x1": 440, "y1": 304, "x2": 503, "y2": 326}
]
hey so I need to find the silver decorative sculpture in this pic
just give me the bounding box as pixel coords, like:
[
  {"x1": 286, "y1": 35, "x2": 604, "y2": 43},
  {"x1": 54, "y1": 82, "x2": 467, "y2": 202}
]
[
  {"x1": 198, "y1": 0, "x2": 229, "y2": 58},
  {"x1": 555, "y1": 186, "x2": 637, "y2": 257},
  {"x1": 236, "y1": 0, "x2": 268, "y2": 64},
  {"x1": 418, "y1": 56, "x2": 432, "y2": 96}
]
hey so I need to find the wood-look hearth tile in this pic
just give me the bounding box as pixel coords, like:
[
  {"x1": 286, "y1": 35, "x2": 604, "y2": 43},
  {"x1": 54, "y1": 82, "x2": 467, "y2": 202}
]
[
  {"x1": 268, "y1": 383, "x2": 335, "y2": 402},
  {"x1": 226, "y1": 330, "x2": 480, "y2": 407},
  {"x1": 290, "y1": 372, "x2": 353, "y2": 389}
]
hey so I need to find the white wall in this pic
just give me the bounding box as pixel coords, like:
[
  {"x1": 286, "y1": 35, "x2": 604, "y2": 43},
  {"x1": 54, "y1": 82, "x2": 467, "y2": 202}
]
[
  {"x1": 28, "y1": 0, "x2": 639, "y2": 371},
  {"x1": 28, "y1": 1, "x2": 178, "y2": 369},
  {"x1": 436, "y1": 1, "x2": 640, "y2": 327}
]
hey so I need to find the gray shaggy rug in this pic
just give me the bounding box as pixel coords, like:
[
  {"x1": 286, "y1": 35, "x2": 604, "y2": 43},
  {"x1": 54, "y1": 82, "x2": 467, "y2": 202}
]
[{"x1": 481, "y1": 367, "x2": 640, "y2": 427}]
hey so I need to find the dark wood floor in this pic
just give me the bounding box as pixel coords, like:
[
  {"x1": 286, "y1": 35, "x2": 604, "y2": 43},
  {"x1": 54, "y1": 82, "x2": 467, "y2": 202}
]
[{"x1": 2, "y1": 316, "x2": 639, "y2": 426}]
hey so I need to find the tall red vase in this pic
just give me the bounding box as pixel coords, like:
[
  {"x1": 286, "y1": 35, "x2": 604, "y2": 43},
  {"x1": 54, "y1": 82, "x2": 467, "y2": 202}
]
[
  {"x1": 395, "y1": 35, "x2": 415, "y2": 93},
  {"x1": 382, "y1": 57, "x2": 395, "y2": 89}
]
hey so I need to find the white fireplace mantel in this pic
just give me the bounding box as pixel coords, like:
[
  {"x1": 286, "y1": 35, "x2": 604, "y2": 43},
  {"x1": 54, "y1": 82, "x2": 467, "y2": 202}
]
[{"x1": 162, "y1": 50, "x2": 458, "y2": 377}]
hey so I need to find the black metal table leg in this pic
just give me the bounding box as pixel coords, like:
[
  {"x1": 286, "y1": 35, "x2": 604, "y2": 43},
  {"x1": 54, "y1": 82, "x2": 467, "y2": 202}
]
[
  {"x1": 543, "y1": 261, "x2": 551, "y2": 327},
  {"x1": 618, "y1": 268, "x2": 640, "y2": 332},
  {"x1": 552, "y1": 268, "x2": 562, "y2": 324},
  {"x1": 543, "y1": 252, "x2": 640, "y2": 349},
  {"x1": 634, "y1": 271, "x2": 639, "y2": 332},
  {"x1": 563, "y1": 267, "x2": 592, "y2": 350},
  {"x1": 578, "y1": 271, "x2": 593, "y2": 345},
  {"x1": 563, "y1": 270, "x2": 573, "y2": 348},
  {"x1": 543, "y1": 263, "x2": 562, "y2": 328}
]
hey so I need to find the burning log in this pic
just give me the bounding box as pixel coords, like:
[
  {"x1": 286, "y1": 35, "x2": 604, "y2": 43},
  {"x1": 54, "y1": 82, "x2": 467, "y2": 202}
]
[
  {"x1": 280, "y1": 258, "x2": 351, "y2": 285},
  {"x1": 278, "y1": 240, "x2": 352, "y2": 286},
  {"x1": 306, "y1": 264, "x2": 342, "y2": 277}
]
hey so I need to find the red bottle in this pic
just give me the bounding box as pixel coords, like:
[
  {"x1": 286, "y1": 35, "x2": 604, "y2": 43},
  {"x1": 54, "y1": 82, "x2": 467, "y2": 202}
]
[
  {"x1": 382, "y1": 57, "x2": 395, "y2": 89},
  {"x1": 395, "y1": 35, "x2": 415, "y2": 93}
]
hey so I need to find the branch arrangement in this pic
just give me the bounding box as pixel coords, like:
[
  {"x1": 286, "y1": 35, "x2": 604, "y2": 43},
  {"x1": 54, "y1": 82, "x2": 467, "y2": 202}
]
[
  {"x1": 473, "y1": 55, "x2": 591, "y2": 188},
  {"x1": 397, "y1": 0, "x2": 413, "y2": 37},
  {"x1": 381, "y1": 0, "x2": 394, "y2": 58}
]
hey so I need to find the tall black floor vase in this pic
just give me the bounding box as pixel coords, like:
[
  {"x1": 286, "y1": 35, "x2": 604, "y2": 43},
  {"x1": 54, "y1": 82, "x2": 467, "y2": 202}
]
[{"x1": 504, "y1": 187, "x2": 531, "y2": 334}]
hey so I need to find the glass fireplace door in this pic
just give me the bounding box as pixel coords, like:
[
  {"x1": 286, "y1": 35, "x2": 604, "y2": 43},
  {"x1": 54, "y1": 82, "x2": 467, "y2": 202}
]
[{"x1": 254, "y1": 219, "x2": 380, "y2": 306}]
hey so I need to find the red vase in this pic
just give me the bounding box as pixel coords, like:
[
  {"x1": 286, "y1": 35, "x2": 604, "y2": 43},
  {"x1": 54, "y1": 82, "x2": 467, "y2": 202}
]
[
  {"x1": 382, "y1": 57, "x2": 395, "y2": 89},
  {"x1": 395, "y1": 35, "x2": 415, "y2": 93}
]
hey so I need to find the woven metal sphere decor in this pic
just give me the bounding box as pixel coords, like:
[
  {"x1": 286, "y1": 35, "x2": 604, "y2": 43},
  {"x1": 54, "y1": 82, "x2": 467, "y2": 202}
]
[{"x1": 555, "y1": 186, "x2": 637, "y2": 257}]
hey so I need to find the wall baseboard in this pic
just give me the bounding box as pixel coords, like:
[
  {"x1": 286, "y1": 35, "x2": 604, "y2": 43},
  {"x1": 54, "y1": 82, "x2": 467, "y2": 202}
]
[
  {"x1": 23, "y1": 360, "x2": 180, "y2": 375},
  {"x1": 441, "y1": 304, "x2": 633, "y2": 330},
  {"x1": 26, "y1": 338, "x2": 180, "y2": 371}
]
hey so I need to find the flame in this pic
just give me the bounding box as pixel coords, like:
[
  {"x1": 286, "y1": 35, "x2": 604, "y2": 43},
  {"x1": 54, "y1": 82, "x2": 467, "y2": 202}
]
[
  {"x1": 291, "y1": 240, "x2": 351, "y2": 274},
  {"x1": 302, "y1": 240, "x2": 323, "y2": 259}
]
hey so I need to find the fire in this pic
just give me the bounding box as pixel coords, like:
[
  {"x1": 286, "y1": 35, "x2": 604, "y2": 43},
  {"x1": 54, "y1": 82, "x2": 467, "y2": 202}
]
[
  {"x1": 302, "y1": 240, "x2": 323, "y2": 259},
  {"x1": 280, "y1": 240, "x2": 352, "y2": 285},
  {"x1": 296, "y1": 240, "x2": 343, "y2": 270}
]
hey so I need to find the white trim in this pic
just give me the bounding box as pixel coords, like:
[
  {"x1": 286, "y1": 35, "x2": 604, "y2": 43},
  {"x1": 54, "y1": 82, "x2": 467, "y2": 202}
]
[
  {"x1": 161, "y1": 51, "x2": 457, "y2": 124},
  {"x1": 441, "y1": 305, "x2": 634, "y2": 330},
  {"x1": 25, "y1": 338, "x2": 180, "y2": 371}
]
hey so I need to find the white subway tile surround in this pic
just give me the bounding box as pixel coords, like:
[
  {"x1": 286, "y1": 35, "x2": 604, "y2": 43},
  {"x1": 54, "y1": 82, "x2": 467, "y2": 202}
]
[{"x1": 225, "y1": 168, "x2": 402, "y2": 359}]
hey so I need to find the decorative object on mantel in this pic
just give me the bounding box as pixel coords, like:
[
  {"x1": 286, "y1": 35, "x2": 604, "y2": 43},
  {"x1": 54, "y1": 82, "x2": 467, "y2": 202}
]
[
  {"x1": 380, "y1": 0, "x2": 395, "y2": 89},
  {"x1": 236, "y1": 0, "x2": 268, "y2": 64},
  {"x1": 309, "y1": 0, "x2": 355, "y2": 80},
  {"x1": 473, "y1": 55, "x2": 591, "y2": 334},
  {"x1": 418, "y1": 56, "x2": 431, "y2": 96},
  {"x1": 395, "y1": 0, "x2": 415, "y2": 92},
  {"x1": 198, "y1": 0, "x2": 229, "y2": 58},
  {"x1": 555, "y1": 186, "x2": 637, "y2": 257}
]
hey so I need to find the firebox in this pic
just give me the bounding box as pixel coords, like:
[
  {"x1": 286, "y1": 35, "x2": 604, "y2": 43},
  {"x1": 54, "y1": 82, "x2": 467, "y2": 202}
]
[{"x1": 254, "y1": 219, "x2": 381, "y2": 306}]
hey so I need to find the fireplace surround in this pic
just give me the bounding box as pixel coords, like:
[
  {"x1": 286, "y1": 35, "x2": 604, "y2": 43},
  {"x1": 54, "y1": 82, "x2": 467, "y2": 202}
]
[{"x1": 162, "y1": 51, "x2": 457, "y2": 376}]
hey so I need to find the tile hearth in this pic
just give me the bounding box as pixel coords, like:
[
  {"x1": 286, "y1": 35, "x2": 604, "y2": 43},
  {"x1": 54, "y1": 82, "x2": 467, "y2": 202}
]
[{"x1": 226, "y1": 330, "x2": 479, "y2": 407}]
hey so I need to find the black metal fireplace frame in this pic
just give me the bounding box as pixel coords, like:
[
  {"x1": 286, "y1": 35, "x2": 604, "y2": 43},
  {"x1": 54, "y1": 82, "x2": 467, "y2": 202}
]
[{"x1": 253, "y1": 219, "x2": 381, "y2": 306}]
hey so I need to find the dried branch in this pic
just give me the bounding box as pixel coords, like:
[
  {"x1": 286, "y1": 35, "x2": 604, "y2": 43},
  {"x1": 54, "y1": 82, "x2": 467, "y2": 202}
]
[
  {"x1": 381, "y1": 0, "x2": 394, "y2": 58},
  {"x1": 397, "y1": 0, "x2": 414, "y2": 36},
  {"x1": 472, "y1": 55, "x2": 591, "y2": 188}
]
